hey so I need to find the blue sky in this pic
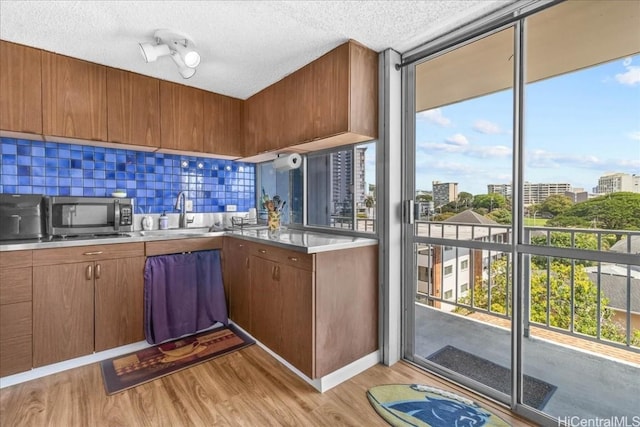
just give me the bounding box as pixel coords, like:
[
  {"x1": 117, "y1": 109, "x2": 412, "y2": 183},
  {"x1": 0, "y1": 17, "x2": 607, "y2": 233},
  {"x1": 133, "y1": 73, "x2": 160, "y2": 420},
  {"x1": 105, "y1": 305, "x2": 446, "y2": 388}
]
[{"x1": 415, "y1": 55, "x2": 640, "y2": 195}]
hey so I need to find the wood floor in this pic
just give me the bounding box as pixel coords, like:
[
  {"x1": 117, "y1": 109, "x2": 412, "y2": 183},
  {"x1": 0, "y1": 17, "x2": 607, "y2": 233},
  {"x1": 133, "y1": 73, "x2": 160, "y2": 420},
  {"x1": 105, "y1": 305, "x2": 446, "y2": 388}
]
[{"x1": 1, "y1": 345, "x2": 535, "y2": 426}]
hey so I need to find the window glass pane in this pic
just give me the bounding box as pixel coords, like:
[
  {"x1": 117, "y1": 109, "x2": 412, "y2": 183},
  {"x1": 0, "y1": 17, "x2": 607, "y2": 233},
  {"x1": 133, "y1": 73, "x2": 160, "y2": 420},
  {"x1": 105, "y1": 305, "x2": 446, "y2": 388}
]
[
  {"x1": 306, "y1": 142, "x2": 376, "y2": 233},
  {"x1": 414, "y1": 28, "x2": 514, "y2": 242},
  {"x1": 524, "y1": 1, "x2": 640, "y2": 230},
  {"x1": 257, "y1": 162, "x2": 302, "y2": 226}
]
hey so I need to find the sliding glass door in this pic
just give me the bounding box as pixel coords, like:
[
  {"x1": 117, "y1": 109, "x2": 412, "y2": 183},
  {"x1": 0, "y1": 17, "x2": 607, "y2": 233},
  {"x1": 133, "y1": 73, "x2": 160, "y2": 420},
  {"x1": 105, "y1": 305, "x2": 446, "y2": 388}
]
[{"x1": 403, "y1": 1, "x2": 640, "y2": 424}]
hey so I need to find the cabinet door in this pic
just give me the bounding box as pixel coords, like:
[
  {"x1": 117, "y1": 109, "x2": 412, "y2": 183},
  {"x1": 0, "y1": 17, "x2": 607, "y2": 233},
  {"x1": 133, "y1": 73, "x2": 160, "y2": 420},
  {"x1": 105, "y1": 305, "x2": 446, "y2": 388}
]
[
  {"x1": 283, "y1": 63, "x2": 314, "y2": 147},
  {"x1": 203, "y1": 92, "x2": 243, "y2": 157},
  {"x1": 278, "y1": 263, "x2": 314, "y2": 378},
  {"x1": 159, "y1": 80, "x2": 203, "y2": 152},
  {"x1": 107, "y1": 69, "x2": 160, "y2": 148},
  {"x1": 223, "y1": 239, "x2": 251, "y2": 332},
  {"x1": 313, "y1": 43, "x2": 349, "y2": 139},
  {"x1": 250, "y1": 256, "x2": 281, "y2": 352},
  {"x1": 42, "y1": 52, "x2": 107, "y2": 141},
  {"x1": 33, "y1": 262, "x2": 94, "y2": 367},
  {"x1": 0, "y1": 41, "x2": 42, "y2": 134},
  {"x1": 244, "y1": 89, "x2": 267, "y2": 155},
  {"x1": 94, "y1": 256, "x2": 144, "y2": 352}
]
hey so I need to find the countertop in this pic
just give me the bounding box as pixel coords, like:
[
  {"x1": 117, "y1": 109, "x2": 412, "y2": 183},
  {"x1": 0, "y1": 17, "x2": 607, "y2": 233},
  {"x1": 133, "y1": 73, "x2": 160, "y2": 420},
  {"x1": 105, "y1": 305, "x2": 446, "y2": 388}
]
[
  {"x1": 225, "y1": 227, "x2": 377, "y2": 253},
  {"x1": 0, "y1": 227, "x2": 377, "y2": 254}
]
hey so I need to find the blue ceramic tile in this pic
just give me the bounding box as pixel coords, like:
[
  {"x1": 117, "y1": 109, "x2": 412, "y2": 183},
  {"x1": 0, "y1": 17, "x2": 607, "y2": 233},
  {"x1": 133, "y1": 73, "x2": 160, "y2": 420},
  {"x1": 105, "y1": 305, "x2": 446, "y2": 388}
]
[{"x1": 1, "y1": 137, "x2": 256, "y2": 214}]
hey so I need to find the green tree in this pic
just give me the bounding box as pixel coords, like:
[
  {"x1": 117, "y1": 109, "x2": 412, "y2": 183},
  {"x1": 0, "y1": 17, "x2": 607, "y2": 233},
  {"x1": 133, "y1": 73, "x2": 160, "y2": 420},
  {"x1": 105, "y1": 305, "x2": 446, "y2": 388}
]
[
  {"x1": 416, "y1": 193, "x2": 433, "y2": 202},
  {"x1": 364, "y1": 195, "x2": 375, "y2": 208},
  {"x1": 456, "y1": 258, "x2": 639, "y2": 346},
  {"x1": 473, "y1": 194, "x2": 506, "y2": 212},
  {"x1": 486, "y1": 208, "x2": 512, "y2": 224},
  {"x1": 539, "y1": 195, "x2": 573, "y2": 217},
  {"x1": 549, "y1": 192, "x2": 640, "y2": 231},
  {"x1": 457, "y1": 192, "x2": 474, "y2": 209}
]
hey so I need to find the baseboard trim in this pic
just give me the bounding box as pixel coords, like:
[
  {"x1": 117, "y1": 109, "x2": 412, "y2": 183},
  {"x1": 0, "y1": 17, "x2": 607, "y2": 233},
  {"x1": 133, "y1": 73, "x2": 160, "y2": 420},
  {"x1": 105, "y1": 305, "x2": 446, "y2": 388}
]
[{"x1": 232, "y1": 322, "x2": 381, "y2": 392}]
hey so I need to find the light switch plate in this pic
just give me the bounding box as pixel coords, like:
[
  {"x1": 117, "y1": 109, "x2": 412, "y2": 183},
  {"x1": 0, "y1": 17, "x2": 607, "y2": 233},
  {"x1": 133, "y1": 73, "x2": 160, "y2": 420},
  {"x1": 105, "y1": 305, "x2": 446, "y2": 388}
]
[
  {"x1": 185, "y1": 200, "x2": 193, "y2": 212},
  {"x1": 226, "y1": 204, "x2": 237, "y2": 212}
]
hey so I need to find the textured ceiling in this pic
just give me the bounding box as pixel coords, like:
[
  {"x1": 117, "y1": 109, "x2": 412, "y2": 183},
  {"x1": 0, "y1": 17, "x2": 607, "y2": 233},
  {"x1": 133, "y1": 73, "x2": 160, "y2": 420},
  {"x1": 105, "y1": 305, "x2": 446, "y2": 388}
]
[{"x1": 0, "y1": 0, "x2": 513, "y2": 100}]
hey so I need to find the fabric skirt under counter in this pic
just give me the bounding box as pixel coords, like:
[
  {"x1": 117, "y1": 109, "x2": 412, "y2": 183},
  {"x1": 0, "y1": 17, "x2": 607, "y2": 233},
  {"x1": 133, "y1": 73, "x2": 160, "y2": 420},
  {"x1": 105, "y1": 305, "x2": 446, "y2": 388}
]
[{"x1": 144, "y1": 250, "x2": 228, "y2": 344}]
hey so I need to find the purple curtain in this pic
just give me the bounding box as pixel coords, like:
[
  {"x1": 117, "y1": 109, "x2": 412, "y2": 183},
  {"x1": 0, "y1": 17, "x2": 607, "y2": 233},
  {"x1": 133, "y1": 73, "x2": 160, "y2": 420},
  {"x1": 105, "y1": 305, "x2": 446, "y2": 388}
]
[{"x1": 144, "y1": 250, "x2": 228, "y2": 344}]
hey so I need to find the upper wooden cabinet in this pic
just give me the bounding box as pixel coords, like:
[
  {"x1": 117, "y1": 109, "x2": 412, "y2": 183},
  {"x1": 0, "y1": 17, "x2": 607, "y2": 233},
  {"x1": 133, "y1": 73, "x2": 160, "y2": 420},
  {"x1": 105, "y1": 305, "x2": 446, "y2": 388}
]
[
  {"x1": 107, "y1": 68, "x2": 160, "y2": 148},
  {"x1": 243, "y1": 40, "x2": 378, "y2": 158},
  {"x1": 42, "y1": 52, "x2": 107, "y2": 141},
  {"x1": 0, "y1": 41, "x2": 42, "y2": 135},
  {"x1": 159, "y1": 80, "x2": 203, "y2": 152},
  {"x1": 203, "y1": 91, "x2": 244, "y2": 157}
]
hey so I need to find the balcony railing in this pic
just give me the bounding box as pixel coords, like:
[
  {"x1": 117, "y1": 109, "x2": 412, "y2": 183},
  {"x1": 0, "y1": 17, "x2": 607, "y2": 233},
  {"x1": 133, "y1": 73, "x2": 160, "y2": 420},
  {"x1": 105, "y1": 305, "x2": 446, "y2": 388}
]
[{"x1": 415, "y1": 221, "x2": 640, "y2": 355}]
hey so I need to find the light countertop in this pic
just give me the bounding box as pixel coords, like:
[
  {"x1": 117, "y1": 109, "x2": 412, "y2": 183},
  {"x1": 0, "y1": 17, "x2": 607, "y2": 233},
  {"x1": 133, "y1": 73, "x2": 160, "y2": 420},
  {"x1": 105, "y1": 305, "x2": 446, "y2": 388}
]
[{"x1": 0, "y1": 227, "x2": 377, "y2": 254}]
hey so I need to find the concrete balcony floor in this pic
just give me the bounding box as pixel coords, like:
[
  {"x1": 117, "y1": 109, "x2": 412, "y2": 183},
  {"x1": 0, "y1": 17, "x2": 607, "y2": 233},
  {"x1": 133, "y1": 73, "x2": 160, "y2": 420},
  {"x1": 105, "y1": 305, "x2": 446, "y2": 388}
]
[{"x1": 414, "y1": 304, "x2": 640, "y2": 419}]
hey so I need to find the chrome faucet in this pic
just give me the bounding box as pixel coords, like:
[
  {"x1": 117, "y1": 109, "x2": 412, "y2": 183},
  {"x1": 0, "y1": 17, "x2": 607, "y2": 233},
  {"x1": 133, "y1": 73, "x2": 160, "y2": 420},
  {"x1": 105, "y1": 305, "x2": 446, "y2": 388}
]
[{"x1": 174, "y1": 191, "x2": 193, "y2": 228}]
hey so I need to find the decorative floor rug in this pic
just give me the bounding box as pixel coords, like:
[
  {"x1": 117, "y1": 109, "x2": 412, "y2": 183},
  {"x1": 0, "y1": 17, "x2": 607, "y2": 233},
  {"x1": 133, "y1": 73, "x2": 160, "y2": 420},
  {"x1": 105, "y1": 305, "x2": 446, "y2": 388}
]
[
  {"x1": 367, "y1": 384, "x2": 511, "y2": 427},
  {"x1": 426, "y1": 345, "x2": 556, "y2": 410},
  {"x1": 101, "y1": 324, "x2": 254, "y2": 394}
]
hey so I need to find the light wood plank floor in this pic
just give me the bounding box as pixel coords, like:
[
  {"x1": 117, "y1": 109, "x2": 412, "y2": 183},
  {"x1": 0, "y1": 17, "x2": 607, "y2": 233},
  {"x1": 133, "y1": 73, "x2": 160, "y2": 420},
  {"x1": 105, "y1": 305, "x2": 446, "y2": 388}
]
[{"x1": 1, "y1": 345, "x2": 535, "y2": 426}]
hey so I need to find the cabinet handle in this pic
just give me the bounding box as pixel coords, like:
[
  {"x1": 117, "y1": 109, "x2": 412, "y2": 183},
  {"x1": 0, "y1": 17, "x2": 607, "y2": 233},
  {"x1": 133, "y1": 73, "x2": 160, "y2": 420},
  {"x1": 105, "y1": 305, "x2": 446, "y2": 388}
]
[
  {"x1": 288, "y1": 256, "x2": 299, "y2": 262},
  {"x1": 273, "y1": 265, "x2": 280, "y2": 281},
  {"x1": 238, "y1": 244, "x2": 244, "y2": 247},
  {"x1": 245, "y1": 257, "x2": 249, "y2": 269},
  {"x1": 86, "y1": 265, "x2": 92, "y2": 280},
  {"x1": 83, "y1": 251, "x2": 103, "y2": 256},
  {"x1": 258, "y1": 249, "x2": 267, "y2": 254},
  {"x1": 95, "y1": 263, "x2": 101, "y2": 279}
]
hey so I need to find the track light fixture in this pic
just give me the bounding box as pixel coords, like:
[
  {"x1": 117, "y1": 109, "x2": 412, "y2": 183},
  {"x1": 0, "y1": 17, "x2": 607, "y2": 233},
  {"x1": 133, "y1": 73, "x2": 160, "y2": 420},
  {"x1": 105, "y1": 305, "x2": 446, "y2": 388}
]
[{"x1": 139, "y1": 29, "x2": 200, "y2": 79}]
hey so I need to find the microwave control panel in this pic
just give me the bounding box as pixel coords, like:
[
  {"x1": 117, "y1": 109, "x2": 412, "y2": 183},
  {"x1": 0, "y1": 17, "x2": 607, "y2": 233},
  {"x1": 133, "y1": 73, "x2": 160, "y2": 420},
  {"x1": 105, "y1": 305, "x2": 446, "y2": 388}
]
[{"x1": 120, "y1": 205, "x2": 133, "y2": 225}]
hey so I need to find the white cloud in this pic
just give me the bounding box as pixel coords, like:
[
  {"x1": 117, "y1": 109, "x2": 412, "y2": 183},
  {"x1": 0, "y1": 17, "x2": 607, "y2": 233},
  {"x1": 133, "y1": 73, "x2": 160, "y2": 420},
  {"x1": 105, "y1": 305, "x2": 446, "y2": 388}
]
[
  {"x1": 628, "y1": 131, "x2": 640, "y2": 141},
  {"x1": 473, "y1": 120, "x2": 503, "y2": 135},
  {"x1": 417, "y1": 108, "x2": 451, "y2": 127},
  {"x1": 445, "y1": 133, "x2": 469, "y2": 146},
  {"x1": 615, "y1": 57, "x2": 640, "y2": 86},
  {"x1": 418, "y1": 141, "x2": 511, "y2": 158}
]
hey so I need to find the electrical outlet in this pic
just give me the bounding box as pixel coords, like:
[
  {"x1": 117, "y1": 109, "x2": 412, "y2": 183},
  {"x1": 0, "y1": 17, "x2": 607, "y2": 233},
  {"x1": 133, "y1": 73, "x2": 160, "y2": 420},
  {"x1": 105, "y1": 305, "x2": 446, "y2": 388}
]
[
  {"x1": 226, "y1": 204, "x2": 237, "y2": 212},
  {"x1": 185, "y1": 199, "x2": 193, "y2": 212}
]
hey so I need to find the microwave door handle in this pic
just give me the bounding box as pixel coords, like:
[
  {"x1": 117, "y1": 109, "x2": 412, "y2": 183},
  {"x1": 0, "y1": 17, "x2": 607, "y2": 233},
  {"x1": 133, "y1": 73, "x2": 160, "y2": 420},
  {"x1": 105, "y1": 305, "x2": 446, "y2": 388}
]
[{"x1": 114, "y1": 199, "x2": 120, "y2": 231}]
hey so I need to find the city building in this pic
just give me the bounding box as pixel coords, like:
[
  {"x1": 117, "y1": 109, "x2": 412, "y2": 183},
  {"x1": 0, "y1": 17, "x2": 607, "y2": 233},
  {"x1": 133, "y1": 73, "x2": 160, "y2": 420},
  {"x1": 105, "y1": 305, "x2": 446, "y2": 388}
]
[
  {"x1": 488, "y1": 182, "x2": 572, "y2": 205},
  {"x1": 432, "y1": 181, "x2": 458, "y2": 208},
  {"x1": 329, "y1": 147, "x2": 367, "y2": 215},
  {"x1": 593, "y1": 172, "x2": 637, "y2": 194}
]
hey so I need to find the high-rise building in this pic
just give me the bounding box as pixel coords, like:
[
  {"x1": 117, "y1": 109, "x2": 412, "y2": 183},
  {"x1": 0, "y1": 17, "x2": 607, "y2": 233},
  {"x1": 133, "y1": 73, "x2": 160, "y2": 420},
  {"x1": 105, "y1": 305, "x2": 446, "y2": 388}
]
[
  {"x1": 488, "y1": 182, "x2": 572, "y2": 204},
  {"x1": 330, "y1": 147, "x2": 367, "y2": 215},
  {"x1": 593, "y1": 172, "x2": 638, "y2": 194},
  {"x1": 432, "y1": 181, "x2": 458, "y2": 208}
]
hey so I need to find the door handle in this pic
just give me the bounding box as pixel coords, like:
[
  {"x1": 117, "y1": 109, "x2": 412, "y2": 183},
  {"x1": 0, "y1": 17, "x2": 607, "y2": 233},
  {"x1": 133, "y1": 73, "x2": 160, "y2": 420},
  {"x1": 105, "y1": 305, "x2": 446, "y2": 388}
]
[
  {"x1": 95, "y1": 263, "x2": 101, "y2": 279},
  {"x1": 86, "y1": 265, "x2": 92, "y2": 280},
  {"x1": 83, "y1": 251, "x2": 103, "y2": 256}
]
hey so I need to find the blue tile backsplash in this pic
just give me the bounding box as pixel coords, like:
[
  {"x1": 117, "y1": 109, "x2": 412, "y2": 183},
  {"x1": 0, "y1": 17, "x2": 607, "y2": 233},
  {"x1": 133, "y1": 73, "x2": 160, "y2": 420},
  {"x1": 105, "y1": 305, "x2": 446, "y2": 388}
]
[{"x1": 0, "y1": 138, "x2": 255, "y2": 214}]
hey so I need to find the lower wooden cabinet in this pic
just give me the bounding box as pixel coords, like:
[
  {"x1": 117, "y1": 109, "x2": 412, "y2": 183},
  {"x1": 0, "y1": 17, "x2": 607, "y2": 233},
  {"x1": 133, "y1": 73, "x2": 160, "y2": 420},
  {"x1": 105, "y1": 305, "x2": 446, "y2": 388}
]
[
  {"x1": 224, "y1": 237, "x2": 377, "y2": 379},
  {"x1": 32, "y1": 243, "x2": 144, "y2": 367},
  {"x1": 222, "y1": 238, "x2": 251, "y2": 332},
  {"x1": 0, "y1": 250, "x2": 33, "y2": 377}
]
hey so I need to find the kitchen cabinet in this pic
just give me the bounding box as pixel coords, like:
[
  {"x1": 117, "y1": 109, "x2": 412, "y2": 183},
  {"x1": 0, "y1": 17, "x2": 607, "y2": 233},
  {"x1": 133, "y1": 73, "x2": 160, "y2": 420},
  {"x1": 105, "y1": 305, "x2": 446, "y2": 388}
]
[
  {"x1": 107, "y1": 68, "x2": 160, "y2": 148},
  {"x1": 250, "y1": 247, "x2": 314, "y2": 377},
  {"x1": 203, "y1": 91, "x2": 244, "y2": 157},
  {"x1": 224, "y1": 237, "x2": 377, "y2": 379},
  {"x1": 32, "y1": 243, "x2": 144, "y2": 367},
  {"x1": 242, "y1": 40, "x2": 378, "y2": 159},
  {"x1": 0, "y1": 41, "x2": 42, "y2": 135},
  {"x1": 159, "y1": 80, "x2": 203, "y2": 153},
  {"x1": 41, "y1": 51, "x2": 107, "y2": 141},
  {"x1": 222, "y1": 238, "x2": 252, "y2": 332},
  {"x1": 0, "y1": 250, "x2": 33, "y2": 377}
]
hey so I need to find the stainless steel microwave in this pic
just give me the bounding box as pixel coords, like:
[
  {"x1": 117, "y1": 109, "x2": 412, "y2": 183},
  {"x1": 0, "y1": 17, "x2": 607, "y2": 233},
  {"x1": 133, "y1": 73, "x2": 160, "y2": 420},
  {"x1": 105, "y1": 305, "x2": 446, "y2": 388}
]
[{"x1": 45, "y1": 196, "x2": 134, "y2": 236}]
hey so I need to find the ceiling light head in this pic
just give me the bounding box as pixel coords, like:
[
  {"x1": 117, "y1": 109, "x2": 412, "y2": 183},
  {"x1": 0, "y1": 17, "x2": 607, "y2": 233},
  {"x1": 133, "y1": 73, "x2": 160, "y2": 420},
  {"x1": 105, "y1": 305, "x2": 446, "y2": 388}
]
[
  {"x1": 139, "y1": 29, "x2": 201, "y2": 78},
  {"x1": 139, "y1": 42, "x2": 171, "y2": 63}
]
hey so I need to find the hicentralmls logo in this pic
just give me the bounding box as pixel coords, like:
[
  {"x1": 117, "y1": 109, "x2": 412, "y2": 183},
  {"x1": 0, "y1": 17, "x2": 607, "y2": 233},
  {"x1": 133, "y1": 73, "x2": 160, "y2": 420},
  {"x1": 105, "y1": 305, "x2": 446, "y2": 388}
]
[{"x1": 558, "y1": 416, "x2": 640, "y2": 427}]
